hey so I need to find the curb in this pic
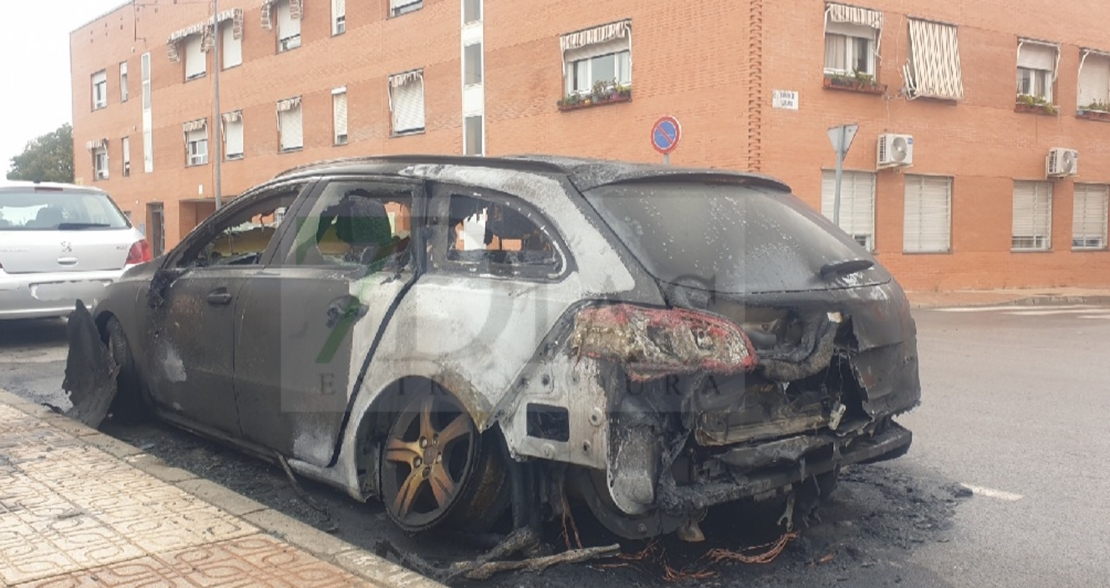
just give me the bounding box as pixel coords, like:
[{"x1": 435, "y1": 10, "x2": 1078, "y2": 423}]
[
  {"x1": 908, "y1": 294, "x2": 1110, "y2": 310},
  {"x1": 0, "y1": 388, "x2": 444, "y2": 588}
]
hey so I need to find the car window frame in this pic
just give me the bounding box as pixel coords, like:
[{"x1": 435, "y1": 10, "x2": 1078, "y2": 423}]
[
  {"x1": 428, "y1": 182, "x2": 573, "y2": 282},
  {"x1": 163, "y1": 179, "x2": 316, "y2": 271},
  {"x1": 265, "y1": 174, "x2": 427, "y2": 274}
]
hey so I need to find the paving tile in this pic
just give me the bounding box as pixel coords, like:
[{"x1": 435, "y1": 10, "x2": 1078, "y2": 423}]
[{"x1": 14, "y1": 555, "x2": 194, "y2": 588}]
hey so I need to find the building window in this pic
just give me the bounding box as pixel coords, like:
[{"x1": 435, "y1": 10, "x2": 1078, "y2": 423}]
[
  {"x1": 122, "y1": 137, "x2": 131, "y2": 177},
  {"x1": 93, "y1": 145, "x2": 109, "y2": 180},
  {"x1": 1012, "y1": 181, "x2": 1053, "y2": 251},
  {"x1": 184, "y1": 34, "x2": 206, "y2": 80},
  {"x1": 562, "y1": 20, "x2": 632, "y2": 96},
  {"x1": 333, "y1": 88, "x2": 348, "y2": 145},
  {"x1": 141, "y1": 53, "x2": 152, "y2": 110},
  {"x1": 822, "y1": 4, "x2": 882, "y2": 78},
  {"x1": 390, "y1": 0, "x2": 422, "y2": 17},
  {"x1": 222, "y1": 21, "x2": 243, "y2": 69},
  {"x1": 92, "y1": 70, "x2": 108, "y2": 110},
  {"x1": 278, "y1": 96, "x2": 303, "y2": 151},
  {"x1": 1017, "y1": 40, "x2": 1058, "y2": 103},
  {"x1": 223, "y1": 111, "x2": 244, "y2": 160},
  {"x1": 389, "y1": 71, "x2": 426, "y2": 135},
  {"x1": 464, "y1": 43, "x2": 483, "y2": 86},
  {"x1": 119, "y1": 62, "x2": 128, "y2": 102},
  {"x1": 905, "y1": 19, "x2": 963, "y2": 100},
  {"x1": 1078, "y1": 50, "x2": 1110, "y2": 111},
  {"x1": 277, "y1": 0, "x2": 302, "y2": 52},
  {"x1": 333, "y1": 0, "x2": 346, "y2": 34},
  {"x1": 463, "y1": 0, "x2": 481, "y2": 23},
  {"x1": 903, "y1": 175, "x2": 952, "y2": 253},
  {"x1": 184, "y1": 119, "x2": 209, "y2": 166},
  {"x1": 141, "y1": 52, "x2": 154, "y2": 174},
  {"x1": 1073, "y1": 184, "x2": 1109, "y2": 250},
  {"x1": 821, "y1": 170, "x2": 876, "y2": 250},
  {"x1": 464, "y1": 115, "x2": 483, "y2": 155}
]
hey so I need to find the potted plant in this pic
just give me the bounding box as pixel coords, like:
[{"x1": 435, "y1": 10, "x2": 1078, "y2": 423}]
[
  {"x1": 1015, "y1": 94, "x2": 1058, "y2": 116},
  {"x1": 1077, "y1": 100, "x2": 1110, "y2": 121},
  {"x1": 823, "y1": 70, "x2": 886, "y2": 94}
]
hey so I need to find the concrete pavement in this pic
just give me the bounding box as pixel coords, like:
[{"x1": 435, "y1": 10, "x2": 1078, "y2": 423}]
[
  {"x1": 904, "y1": 286, "x2": 1110, "y2": 309},
  {"x1": 0, "y1": 389, "x2": 442, "y2": 588}
]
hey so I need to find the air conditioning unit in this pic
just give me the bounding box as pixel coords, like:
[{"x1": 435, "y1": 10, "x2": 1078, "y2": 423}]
[
  {"x1": 1046, "y1": 148, "x2": 1079, "y2": 178},
  {"x1": 877, "y1": 134, "x2": 914, "y2": 169}
]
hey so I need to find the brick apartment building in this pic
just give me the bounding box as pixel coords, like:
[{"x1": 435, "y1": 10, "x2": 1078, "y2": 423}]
[{"x1": 70, "y1": 0, "x2": 1110, "y2": 290}]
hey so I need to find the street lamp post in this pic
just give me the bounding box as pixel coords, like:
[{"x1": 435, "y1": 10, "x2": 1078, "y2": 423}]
[{"x1": 212, "y1": 0, "x2": 222, "y2": 210}]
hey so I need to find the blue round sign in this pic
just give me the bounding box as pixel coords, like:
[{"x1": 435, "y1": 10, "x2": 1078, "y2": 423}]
[{"x1": 651, "y1": 116, "x2": 681, "y2": 155}]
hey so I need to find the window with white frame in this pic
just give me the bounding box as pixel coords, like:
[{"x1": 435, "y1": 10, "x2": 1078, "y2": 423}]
[
  {"x1": 92, "y1": 143, "x2": 109, "y2": 180},
  {"x1": 1017, "y1": 40, "x2": 1058, "y2": 102},
  {"x1": 903, "y1": 175, "x2": 952, "y2": 253},
  {"x1": 221, "y1": 21, "x2": 242, "y2": 69},
  {"x1": 1012, "y1": 181, "x2": 1053, "y2": 251},
  {"x1": 464, "y1": 43, "x2": 483, "y2": 85},
  {"x1": 1072, "y1": 184, "x2": 1109, "y2": 250},
  {"x1": 92, "y1": 71, "x2": 107, "y2": 110},
  {"x1": 119, "y1": 62, "x2": 128, "y2": 102},
  {"x1": 122, "y1": 137, "x2": 131, "y2": 177},
  {"x1": 184, "y1": 120, "x2": 208, "y2": 166},
  {"x1": 389, "y1": 71, "x2": 426, "y2": 135},
  {"x1": 390, "y1": 0, "x2": 422, "y2": 17},
  {"x1": 277, "y1": 0, "x2": 301, "y2": 52},
  {"x1": 223, "y1": 111, "x2": 244, "y2": 160},
  {"x1": 332, "y1": 0, "x2": 346, "y2": 34},
  {"x1": 464, "y1": 115, "x2": 483, "y2": 155},
  {"x1": 463, "y1": 0, "x2": 481, "y2": 23},
  {"x1": 562, "y1": 20, "x2": 632, "y2": 96},
  {"x1": 823, "y1": 4, "x2": 882, "y2": 77},
  {"x1": 905, "y1": 19, "x2": 964, "y2": 100},
  {"x1": 333, "y1": 88, "x2": 348, "y2": 145},
  {"x1": 821, "y1": 170, "x2": 876, "y2": 250},
  {"x1": 184, "y1": 34, "x2": 205, "y2": 80},
  {"x1": 1078, "y1": 50, "x2": 1110, "y2": 111},
  {"x1": 278, "y1": 97, "x2": 303, "y2": 151}
]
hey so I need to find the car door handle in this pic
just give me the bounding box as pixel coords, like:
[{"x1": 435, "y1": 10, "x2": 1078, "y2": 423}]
[{"x1": 206, "y1": 289, "x2": 233, "y2": 306}]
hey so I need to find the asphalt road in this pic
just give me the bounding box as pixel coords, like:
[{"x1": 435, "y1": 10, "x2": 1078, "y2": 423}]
[{"x1": 2, "y1": 305, "x2": 1108, "y2": 587}]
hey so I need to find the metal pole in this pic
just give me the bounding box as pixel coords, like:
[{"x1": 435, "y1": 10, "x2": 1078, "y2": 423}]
[
  {"x1": 833, "y1": 126, "x2": 845, "y2": 228},
  {"x1": 212, "y1": 0, "x2": 223, "y2": 210},
  {"x1": 663, "y1": 153, "x2": 670, "y2": 166}
]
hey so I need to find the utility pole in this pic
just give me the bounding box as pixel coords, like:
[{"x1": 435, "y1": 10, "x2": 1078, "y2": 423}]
[
  {"x1": 826, "y1": 124, "x2": 859, "y2": 227},
  {"x1": 212, "y1": 0, "x2": 223, "y2": 209}
]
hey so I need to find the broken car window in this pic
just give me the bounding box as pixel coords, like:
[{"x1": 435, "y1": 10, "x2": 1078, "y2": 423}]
[
  {"x1": 284, "y1": 181, "x2": 413, "y2": 273},
  {"x1": 179, "y1": 190, "x2": 300, "y2": 268},
  {"x1": 447, "y1": 193, "x2": 562, "y2": 275}
]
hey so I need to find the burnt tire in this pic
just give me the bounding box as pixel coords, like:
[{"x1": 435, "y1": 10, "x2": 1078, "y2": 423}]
[
  {"x1": 105, "y1": 316, "x2": 149, "y2": 422},
  {"x1": 380, "y1": 389, "x2": 510, "y2": 533}
]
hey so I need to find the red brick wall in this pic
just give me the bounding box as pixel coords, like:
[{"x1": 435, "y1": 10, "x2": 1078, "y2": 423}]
[{"x1": 71, "y1": 0, "x2": 1110, "y2": 290}]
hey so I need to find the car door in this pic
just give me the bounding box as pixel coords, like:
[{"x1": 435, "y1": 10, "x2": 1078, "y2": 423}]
[
  {"x1": 233, "y1": 177, "x2": 424, "y2": 464},
  {"x1": 147, "y1": 182, "x2": 309, "y2": 436}
]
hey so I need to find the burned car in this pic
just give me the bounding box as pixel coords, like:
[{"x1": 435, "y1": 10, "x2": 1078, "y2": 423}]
[{"x1": 77, "y1": 155, "x2": 919, "y2": 541}]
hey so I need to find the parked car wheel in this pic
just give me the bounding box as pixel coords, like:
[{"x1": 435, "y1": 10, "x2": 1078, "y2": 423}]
[
  {"x1": 105, "y1": 316, "x2": 149, "y2": 421},
  {"x1": 380, "y1": 389, "x2": 509, "y2": 532}
]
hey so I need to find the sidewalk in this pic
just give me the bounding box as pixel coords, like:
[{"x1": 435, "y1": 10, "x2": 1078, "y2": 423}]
[
  {"x1": 0, "y1": 389, "x2": 442, "y2": 588},
  {"x1": 904, "y1": 287, "x2": 1110, "y2": 309}
]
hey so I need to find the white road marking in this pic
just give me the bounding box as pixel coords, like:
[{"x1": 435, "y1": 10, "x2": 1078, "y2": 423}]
[
  {"x1": 1081, "y1": 314, "x2": 1110, "y2": 320},
  {"x1": 1007, "y1": 309, "x2": 1109, "y2": 316},
  {"x1": 935, "y1": 305, "x2": 1095, "y2": 313},
  {"x1": 960, "y1": 483, "x2": 1024, "y2": 501}
]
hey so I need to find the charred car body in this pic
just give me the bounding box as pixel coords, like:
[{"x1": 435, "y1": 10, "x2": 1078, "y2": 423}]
[{"x1": 78, "y1": 156, "x2": 920, "y2": 540}]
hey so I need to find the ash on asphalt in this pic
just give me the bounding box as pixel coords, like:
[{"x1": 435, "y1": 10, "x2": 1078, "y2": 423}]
[{"x1": 99, "y1": 417, "x2": 968, "y2": 587}]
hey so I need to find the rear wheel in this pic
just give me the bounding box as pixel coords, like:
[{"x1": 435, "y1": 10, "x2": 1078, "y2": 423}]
[
  {"x1": 380, "y1": 389, "x2": 509, "y2": 532},
  {"x1": 105, "y1": 316, "x2": 149, "y2": 421}
]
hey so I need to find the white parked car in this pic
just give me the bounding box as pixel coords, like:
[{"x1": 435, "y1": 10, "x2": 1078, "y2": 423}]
[{"x1": 0, "y1": 181, "x2": 151, "y2": 320}]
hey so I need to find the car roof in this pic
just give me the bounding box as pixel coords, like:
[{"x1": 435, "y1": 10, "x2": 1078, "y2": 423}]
[
  {"x1": 0, "y1": 180, "x2": 107, "y2": 194},
  {"x1": 273, "y1": 154, "x2": 792, "y2": 193}
]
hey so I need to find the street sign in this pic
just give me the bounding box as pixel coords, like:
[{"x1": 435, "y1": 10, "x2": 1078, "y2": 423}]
[
  {"x1": 827, "y1": 124, "x2": 860, "y2": 228},
  {"x1": 651, "y1": 116, "x2": 682, "y2": 156}
]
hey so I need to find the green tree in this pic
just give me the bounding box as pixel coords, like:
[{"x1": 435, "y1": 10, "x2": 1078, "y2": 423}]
[{"x1": 7, "y1": 123, "x2": 74, "y2": 183}]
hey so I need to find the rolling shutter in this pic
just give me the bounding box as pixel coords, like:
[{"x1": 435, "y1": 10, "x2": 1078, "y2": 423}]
[
  {"x1": 222, "y1": 22, "x2": 242, "y2": 68},
  {"x1": 278, "y1": 100, "x2": 303, "y2": 150},
  {"x1": 1017, "y1": 42, "x2": 1057, "y2": 74},
  {"x1": 1012, "y1": 181, "x2": 1052, "y2": 250},
  {"x1": 1072, "y1": 184, "x2": 1109, "y2": 249},
  {"x1": 223, "y1": 111, "x2": 244, "y2": 158},
  {"x1": 184, "y1": 35, "x2": 205, "y2": 79},
  {"x1": 333, "y1": 89, "x2": 348, "y2": 143},
  {"x1": 390, "y1": 73, "x2": 425, "y2": 134},
  {"x1": 903, "y1": 175, "x2": 951, "y2": 253},
  {"x1": 821, "y1": 170, "x2": 876, "y2": 250},
  {"x1": 1078, "y1": 52, "x2": 1110, "y2": 108}
]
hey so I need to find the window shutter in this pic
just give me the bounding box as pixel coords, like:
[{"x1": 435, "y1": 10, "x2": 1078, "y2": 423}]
[
  {"x1": 821, "y1": 170, "x2": 876, "y2": 249},
  {"x1": 333, "y1": 0, "x2": 346, "y2": 32},
  {"x1": 1017, "y1": 42, "x2": 1057, "y2": 72},
  {"x1": 222, "y1": 23, "x2": 242, "y2": 68},
  {"x1": 390, "y1": 77, "x2": 425, "y2": 133},
  {"x1": 280, "y1": 105, "x2": 303, "y2": 150},
  {"x1": 141, "y1": 53, "x2": 152, "y2": 110},
  {"x1": 1073, "y1": 184, "x2": 1109, "y2": 248},
  {"x1": 333, "y1": 90, "x2": 348, "y2": 142},
  {"x1": 119, "y1": 63, "x2": 128, "y2": 101},
  {"x1": 225, "y1": 118, "x2": 244, "y2": 157},
  {"x1": 184, "y1": 35, "x2": 205, "y2": 78},
  {"x1": 277, "y1": 1, "x2": 300, "y2": 41},
  {"x1": 122, "y1": 137, "x2": 130, "y2": 163},
  {"x1": 1012, "y1": 181, "x2": 1052, "y2": 250},
  {"x1": 1078, "y1": 53, "x2": 1110, "y2": 107},
  {"x1": 903, "y1": 175, "x2": 951, "y2": 253}
]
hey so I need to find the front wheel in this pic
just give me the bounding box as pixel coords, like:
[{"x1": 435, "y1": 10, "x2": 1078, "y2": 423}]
[
  {"x1": 380, "y1": 389, "x2": 509, "y2": 533},
  {"x1": 105, "y1": 316, "x2": 150, "y2": 421}
]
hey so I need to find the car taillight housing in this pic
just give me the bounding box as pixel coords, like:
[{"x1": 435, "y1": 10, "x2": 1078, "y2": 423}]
[
  {"x1": 569, "y1": 304, "x2": 758, "y2": 382},
  {"x1": 126, "y1": 239, "x2": 153, "y2": 265}
]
